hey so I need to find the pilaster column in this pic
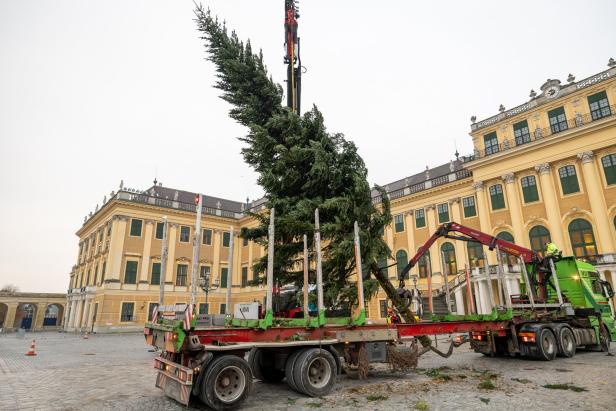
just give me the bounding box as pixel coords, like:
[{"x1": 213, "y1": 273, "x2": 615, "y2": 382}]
[
  {"x1": 501, "y1": 173, "x2": 527, "y2": 246},
  {"x1": 385, "y1": 226, "x2": 394, "y2": 279},
  {"x1": 534, "y1": 163, "x2": 566, "y2": 249},
  {"x1": 577, "y1": 151, "x2": 615, "y2": 253},
  {"x1": 67, "y1": 300, "x2": 76, "y2": 329},
  {"x1": 426, "y1": 204, "x2": 442, "y2": 278},
  {"x1": 74, "y1": 299, "x2": 84, "y2": 331},
  {"x1": 449, "y1": 198, "x2": 467, "y2": 269},
  {"x1": 472, "y1": 181, "x2": 491, "y2": 234},
  {"x1": 105, "y1": 215, "x2": 128, "y2": 287},
  {"x1": 164, "y1": 223, "x2": 178, "y2": 289},
  {"x1": 404, "y1": 211, "x2": 416, "y2": 276},
  {"x1": 139, "y1": 220, "x2": 155, "y2": 289},
  {"x1": 5, "y1": 303, "x2": 18, "y2": 331}
]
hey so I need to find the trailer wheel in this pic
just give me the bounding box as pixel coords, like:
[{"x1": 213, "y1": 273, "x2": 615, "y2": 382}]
[
  {"x1": 557, "y1": 327, "x2": 576, "y2": 358},
  {"x1": 292, "y1": 348, "x2": 336, "y2": 397},
  {"x1": 200, "y1": 355, "x2": 252, "y2": 411},
  {"x1": 285, "y1": 349, "x2": 305, "y2": 392},
  {"x1": 247, "y1": 348, "x2": 285, "y2": 382},
  {"x1": 536, "y1": 328, "x2": 557, "y2": 361},
  {"x1": 599, "y1": 326, "x2": 611, "y2": 353}
]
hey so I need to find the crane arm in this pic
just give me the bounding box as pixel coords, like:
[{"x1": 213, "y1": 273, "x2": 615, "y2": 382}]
[{"x1": 399, "y1": 222, "x2": 538, "y2": 280}]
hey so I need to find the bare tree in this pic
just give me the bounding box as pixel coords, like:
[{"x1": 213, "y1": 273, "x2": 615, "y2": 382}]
[{"x1": 0, "y1": 284, "x2": 19, "y2": 294}]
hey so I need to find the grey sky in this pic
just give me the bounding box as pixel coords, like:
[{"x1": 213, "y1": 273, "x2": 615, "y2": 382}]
[{"x1": 1, "y1": 0, "x2": 614, "y2": 293}]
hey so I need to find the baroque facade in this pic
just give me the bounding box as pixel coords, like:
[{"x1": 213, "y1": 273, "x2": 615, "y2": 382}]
[{"x1": 65, "y1": 61, "x2": 616, "y2": 332}]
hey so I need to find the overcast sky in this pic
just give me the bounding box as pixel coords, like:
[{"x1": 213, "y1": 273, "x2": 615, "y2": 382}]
[{"x1": 1, "y1": 0, "x2": 614, "y2": 293}]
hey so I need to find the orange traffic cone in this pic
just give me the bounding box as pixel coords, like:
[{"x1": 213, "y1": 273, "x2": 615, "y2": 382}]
[
  {"x1": 83, "y1": 331, "x2": 89, "y2": 339},
  {"x1": 25, "y1": 339, "x2": 37, "y2": 356}
]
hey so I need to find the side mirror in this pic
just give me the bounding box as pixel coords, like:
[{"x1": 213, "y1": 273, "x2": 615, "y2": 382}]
[{"x1": 599, "y1": 280, "x2": 615, "y2": 299}]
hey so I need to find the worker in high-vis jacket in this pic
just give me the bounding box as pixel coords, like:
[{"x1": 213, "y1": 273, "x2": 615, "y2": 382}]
[{"x1": 545, "y1": 242, "x2": 561, "y2": 257}]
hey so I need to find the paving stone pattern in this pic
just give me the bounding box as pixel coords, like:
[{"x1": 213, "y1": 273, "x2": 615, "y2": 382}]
[{"x1": 0, "y1": 332, "x2": 615, "y2": 410}]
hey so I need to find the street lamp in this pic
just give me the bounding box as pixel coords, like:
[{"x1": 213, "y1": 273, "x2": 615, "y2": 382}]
[{"x1": 199, "y1": 273, "x2": 219, "y2": 314}]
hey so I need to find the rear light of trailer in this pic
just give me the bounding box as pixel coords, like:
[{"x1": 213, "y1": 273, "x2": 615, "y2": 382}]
[
  {"x1": 519, "y1": 331, "x2": 536, "y2": 343},
  {"x1": 471, "y1": 331, "x2": 487, "y2": 341}
]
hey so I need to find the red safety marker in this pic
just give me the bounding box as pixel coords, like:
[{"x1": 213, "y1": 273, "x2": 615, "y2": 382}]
[{"x1": 25, "y1": 339, "x2": 37, "y2": 356}]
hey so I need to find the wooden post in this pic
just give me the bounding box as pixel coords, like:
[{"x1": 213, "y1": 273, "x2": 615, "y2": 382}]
[{"x1": 464, "y1": 264, "x2": 475, "y2": 314}]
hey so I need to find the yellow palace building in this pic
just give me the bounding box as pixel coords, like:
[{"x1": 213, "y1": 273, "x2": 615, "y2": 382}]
[{"x1": 65, "y1": 61, "x2": 616, "y2": 332}]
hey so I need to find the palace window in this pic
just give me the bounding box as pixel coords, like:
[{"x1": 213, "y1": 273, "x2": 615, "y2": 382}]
[
  {"x1": 202, "y1": 229, "x2": 212, "y2": 245},
  {"x1": 437, "y1": 203, "x2": 450, "y2": 223},
  {"x1": 588, "y1": 91, "x2": 611, "y2": 121},
  {"x1": 222, "y1": 231, "x2": 231, "y2": 247},
  {"x1": 395, "y1": 250, "x2": 408, "y2": 279},
  {"x1": 415, "y1": 209, "x2": 426, "y2": 228},
  {"x1": 124, "y1": 261, "x2": 138, "y2": 284},
  {"x1": 199, "y1": 303, "x2": 209, "y2": 314},
  {"x1": 558, "y1": 165, "x2": 580, "y2": 195},
  {"x1": 180, "y1": 226, "x2": 190, "y2": 243},
  {"x1": 489, "y1": 184, "x2": 505, "y2": 210},
  {"x1": 130, "y1": 219, "x2": 143, "y2": 237},
  {"x1": 529, "y1": 225, "x2": 551, "y2": 257},
  {"x1": 601, "y1": 154, "x2": 616, "y2": 185},
  {"x1": 379, "y1": 300, "x2": 388, "y2": 318},
  {"x1": 548, "y1": 106, "x2": 568, "y2": 134},
  {"x1": 151, "y1": 262, "x2": 161, "y2": 285},
  {"x1": 120, "y1": 302, "x2": 134, "y2": 322},
  {"x1": 462, "y1": 196, "x2": 476, "y2": 218},
  {"x1": 418, "y1": 250, "x2": 430, "y2": 278},
  {"x1": 520, "y1": 175, "x2": 539, "y2": 203},
  {"x1": 441, "y1": 242, "x2": 457, "y2": 275},
  {"x1": 467, "y1": 242, "x2": 485, "y2": 269},
  {"x1": 220, "y1": 267, "x2": 228, "y2": 288},
  {"x1": 513, "y1": 120, "x2": 531, "y2": 145},
  {"x1": 496, "y1": 231, "x2": 517, "y2": 266},
  {"x1": 155, "y1": 222, "x2": 164, "y2": 240},
  {"x1": 394, "y1": 214, "x2": 404, "y2": 232},
  {"x1": 568, "y1": 219, "x2": 597, "y2": 258},
  {"x1": 200, "y1": 265, "x2": 211, "y2": 279},
  {"x1": 220, "y1": 303, "x2": 227, "y2": 315},
  {"x1": 483, "y1": 132, "x2": 499, "y2": 155},
  {"x1": 241, "y1": 266, "x2": 248, "y2": 287},
  {"x1": 176, "y1": 264, "x2": 188, "y2": 286}
]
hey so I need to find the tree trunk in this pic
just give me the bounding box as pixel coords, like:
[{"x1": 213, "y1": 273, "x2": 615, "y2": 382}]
[{"x1": 371, "y1": 262, "x2": 432, "y2": 348}]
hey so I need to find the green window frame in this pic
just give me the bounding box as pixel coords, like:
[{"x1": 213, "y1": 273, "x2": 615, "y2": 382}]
[
  {"x1": 129, "y1": 219, "x2": 143, "y2": 237},
  {"x1": 220, "y1": 303, "x2": 227, "y2": 315},
  {"x1": 202, "y1": 229, "x2": 212, "y2": 245},
  {"x1": 483, "y1": 132, "x2": 499, "y2": 155},
  {"x1": 529, "y1": 225, "x2": 551, "y2": 257},
  {"x1": 489, "y1": 184, "x2": 505, "y2": 210},
  {"x1": 179, "y1": 226, "x2": 190, "y2": 243},
  {"x1": 588, "y1": 91, "x2": 611, "y2": 121},
  {"x1": 222, "y1": 231, "x2": 231, "y2": 247},
  {"x1": 151, "y1": 262, "x2": 161, "y2": 285},
  {"x1": 395, "y1": 250, "x2": 408, "y2": 279},
  {"x1": 496, "y1": 231, "x2": 517, "y2": 266},
  {"x1": 440, "y1": 242, "x2": 457, "y2": 275},
  {"x1": 124, "y1": 260, "x2": 138, "y2": 284},
  {"x1": 558, "y1": 165, "x2": 580, "y2": 195},
  {"x1": 241, "y1": 266, "x2": 248, "y2": 287},
  {"x1": 462, "y1": 196, "x2": 476, "y2": 218},
  {"x1": 415, "y1": 209, "x2": 426, "y2": 228},
  {"x1": 548, "y1": 106, "x2": 568, "y2": 134},
  {"x1": 379, "y1": 300, "x2": 388, "y2": 318},
  {"x1": 520, "y1": 175, "x2": 539, "y2": 203},
  {"x1": 220, "y1": 267, "x2": 228, "y2": 288},
  {"x1": 513, "y1": 120, "x2": 531, "y2": 145},
  {"x1": 418, "y1": 250, "x2": 430, "y2": 278},
  {"x1": 199, "y1": 303, "x2": 209, "y2": 314},
  {"x1": 120, "y1": 302, "x2": 134, "y2": 322},
  {"x1": 200, "y1": 265, "x2": 211, "y2": 279},
  {"x1": 155, "y1": 222, "x2": 164, "y2": 240},
  {"x1": 601, "y1": 154, "x2": 616, "y2": 185},
  {"x1": 437, "y1": 203, "x2": 449, "y2": 223},
  {"x1": 568, "y1": 219, "x2": 597, "y2": 258},
  {"x1": 394, "y1": 214, "x2": 404, "y2": 232},
  {"x1": 176, "y1": 263, "x2": 188, "y2": 286},
  {"x1": 466, "y1": 242, "x2": 485, "y2": 269}
]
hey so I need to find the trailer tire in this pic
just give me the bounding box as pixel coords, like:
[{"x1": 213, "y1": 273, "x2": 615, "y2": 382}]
[
  {"x1": 292, "y1": 348, "x2": 336, "y2": 397},
  {"x1": 285, "y1": 349, "x2": 305, "y2": 392},
  {"x1": 248, "y1": 348, "x2": 285, "y2": 382},
  {"x1": 200, "y1": 355, "x2": 252, "y2": 411},
  {"x1": 557, "y1": 327, "x2": 576, "y2": 358},
  {"x1": 599, "y1": 325, "x2": 611, "y2": 353},
  {"x1": 536, "y1": 328, "x2": 557, "y2": 361}
]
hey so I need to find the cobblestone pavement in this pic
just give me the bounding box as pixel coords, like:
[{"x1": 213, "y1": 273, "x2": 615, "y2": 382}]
[{"x1": 1, "y1": 332, "x2": 615, "y2": 410}]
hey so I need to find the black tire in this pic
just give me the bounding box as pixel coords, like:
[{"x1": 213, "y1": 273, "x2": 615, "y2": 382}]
[
  {"x1": 600, "y1": 325, "x2": 611, "y2": 353},
  {"x1": 536, "y1": 328, "x2": 557, "y2": 361},
  {"x1": 247, "y1": 348, "x2": 285, "y2": 382},
  {"x1": 292, "y1": 348, "x2": 336, "y2": 397},
  {"x1": 558, "y1": 327, "x2": 576, "y2": 358},
  {"x1": 285, "y1": 349, "x2": 305, "y2": 392},
  {"x1": 200, "y1": 355, "x2": 252, "y2": 411}
]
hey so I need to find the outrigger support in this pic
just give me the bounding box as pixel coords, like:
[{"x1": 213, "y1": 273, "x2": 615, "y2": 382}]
[{"x1": 314, "y1": 208, "x2": 326, "y2": 326}]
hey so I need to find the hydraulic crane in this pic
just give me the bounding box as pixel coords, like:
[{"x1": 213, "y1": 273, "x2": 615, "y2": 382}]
[{"x1": 284, "y1": 0, "x2": 301, "y2": 114}]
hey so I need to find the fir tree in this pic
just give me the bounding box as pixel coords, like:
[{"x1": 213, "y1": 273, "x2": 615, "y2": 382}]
[{"x1": 195, "y1": 6, "x2": 430, "y2": 346}]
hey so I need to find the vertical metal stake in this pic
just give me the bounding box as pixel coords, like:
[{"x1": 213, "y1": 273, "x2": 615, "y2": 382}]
[
  {"x1": 225, "y1": 226, "x2": 234, "y2": 315},
  {"x1": 548, "y1": 259, "x2": 564, "y2": 305},
  {"x1": 440, "y1": 251, "x2": 451, "y2": 314},
  {"x1": 159, "y1": 216, "x2": 168, "y2": 307},
  {"x1": 314, "y1": 209, "x2": 325, "y2": 318},
  {"x1": 518, "y1": 257, "x2": 535, "y2": 308},
  {"x1": 265, "y1": 209, "x2": 275, "y2": 314},
  {"x1": 190, "y1": 195, "x2": 203, "y2": 307},
  {"x1": 303, "y1": 234, "x2": 309, "y2": 319},
  {"x1": 482, "y1": 246, "x2": 496, "y2": 310},
  {"x1": 495, "y1": 245, "x2": 511, "y2": 309},
  {"x1": 426, "y1": 253, "x2": 434, "y2": 314},
  {"x1": 464, "y1": 264, "x2": 475, "y2": 314},
  {"x1": 354, "y1": 221, "x2": 365, "y2": 314}
]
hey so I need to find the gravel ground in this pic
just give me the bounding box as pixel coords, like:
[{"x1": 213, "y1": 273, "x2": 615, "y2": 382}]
[{"x1": 0, "y1": 332, "x2": 614, "y2": 410}]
